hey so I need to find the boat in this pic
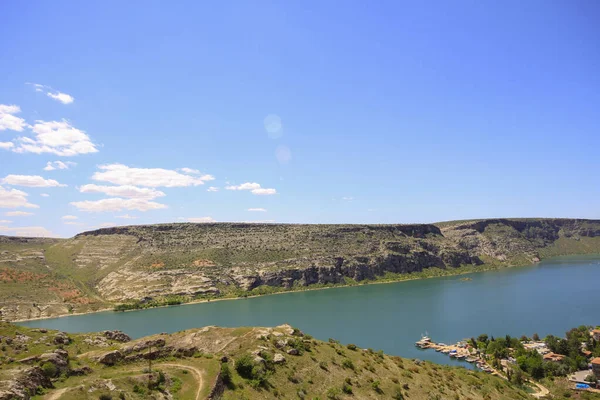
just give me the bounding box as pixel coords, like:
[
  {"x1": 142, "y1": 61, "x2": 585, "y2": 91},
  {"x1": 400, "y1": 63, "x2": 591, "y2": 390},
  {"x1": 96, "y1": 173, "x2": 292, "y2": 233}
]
[
  {"x1": 466, "y1": 357, "x2": 477, "y2": 363},
  {"x1": 415, "y1": 332, "x2": 431, "y2": 348},
  {"x1": 456, "y1": 354, "x2": 466, "y2": 360}
]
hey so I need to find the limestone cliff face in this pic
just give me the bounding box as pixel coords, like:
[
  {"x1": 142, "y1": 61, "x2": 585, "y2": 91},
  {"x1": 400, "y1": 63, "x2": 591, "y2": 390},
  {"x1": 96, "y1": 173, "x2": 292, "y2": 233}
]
[{"x1": 2, "y1": 219, "x2": 600, "y2": 320}]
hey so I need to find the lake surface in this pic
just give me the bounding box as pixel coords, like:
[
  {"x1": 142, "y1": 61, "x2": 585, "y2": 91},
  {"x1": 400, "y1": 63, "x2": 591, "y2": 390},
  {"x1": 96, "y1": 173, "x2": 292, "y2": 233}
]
[{"x1": 19, "y1": 255, "x2": 600, "y2": 367}]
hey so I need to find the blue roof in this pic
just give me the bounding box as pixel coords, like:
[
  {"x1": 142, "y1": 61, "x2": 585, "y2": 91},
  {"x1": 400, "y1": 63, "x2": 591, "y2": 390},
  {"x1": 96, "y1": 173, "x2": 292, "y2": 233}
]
[{"x1": 576, "y1": 383, "x2": 590, "y2": 389}]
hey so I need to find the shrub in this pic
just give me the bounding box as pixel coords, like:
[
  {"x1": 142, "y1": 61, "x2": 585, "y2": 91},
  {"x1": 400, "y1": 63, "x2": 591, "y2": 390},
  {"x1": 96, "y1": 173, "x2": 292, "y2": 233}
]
[
  {"x1": 221, "y1": 363, "x2": 232, "y2": 385},
  {"x1": 41, "y1": 362, "x2": 57, "y2": 378},
  {"x1": 392, "y1": 388, "x2": 405, "y2": 400},
  {"x1": 342, "y1": 382, "x2": 353, "y2": 394},
  {"x1": 99, "y1": 395, "x2": 112, "y2": 400},
  {"x1": 326, "y1": 387, "x2": 342, "y2": 399},
  {"x1": 342, "y1": 359, "x2": 355, "y2": 370},
  {"x1": 319, "y1": 361, "x2": 328, "y2": 371},
  {"x1": 347, "y1": 343, "x2": 357, "y2": 351},
  {"x1": 235, "y1": 354, "x2": 255, "y2": 379},
  {"x1": 372, "y1": 380, "x2": 382, "y2": 393}
]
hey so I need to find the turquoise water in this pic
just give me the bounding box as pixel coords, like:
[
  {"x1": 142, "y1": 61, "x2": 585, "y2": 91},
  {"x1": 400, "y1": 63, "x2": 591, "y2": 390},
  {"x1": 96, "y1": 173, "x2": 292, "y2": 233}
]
[{"x1": 18, "y1": 255, "x2": 600, "y2": 367}]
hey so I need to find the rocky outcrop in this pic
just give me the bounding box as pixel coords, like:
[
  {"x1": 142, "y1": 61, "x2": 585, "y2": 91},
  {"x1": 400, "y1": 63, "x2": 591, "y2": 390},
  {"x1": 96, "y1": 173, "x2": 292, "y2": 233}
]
[
  {"x1": 98, "y1": 350, "x2": 123, "y2": 366},
  {"x1": 0, "y1": 366, "x2": 52, "y2": 400},
  {"x1": 103, "y1": 330, "x2": 131, "y2": 342}
]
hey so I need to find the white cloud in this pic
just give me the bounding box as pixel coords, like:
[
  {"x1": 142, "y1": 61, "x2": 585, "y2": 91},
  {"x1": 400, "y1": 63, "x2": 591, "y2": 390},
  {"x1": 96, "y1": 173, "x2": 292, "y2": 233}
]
[
  {"x1": 251, "y1": 188, "x2": 277, "y2": 195},
  {"x1": 92, "y1": 164, "x2": 214, "y2": 187},
  {"x1": 187, "y1": 217, "x2": 216, "y2": 223},
  {"x1": 27, "y1": 83, "x2": 74, "y2": 105},
  {"x1": 342, "y1": 196, "x2": 354, "y2": 201},
  {"x1": 207, "y1": 187, "x2": 219, "y2": 192},
  {"x1": 64, "y1": 221, "x2": 84, "y2": 226},
  {"x1": 79, "y1": 184, "x2": 165, "y2": 200},
  {"x1": 44, "y1": 161, "x2": 76, "y2": 171},
  {"x1": 225, "y1": 182, "x2": 277, "y2": 195},
  {"x1": 116, "y1": 214, "x2": 138, "y2": 219},
  {"x1": 0, "y1": 142, "x2": 15, "y2": 149},
  {"x1": 0, "y1": 186, "x2": 39, "y2": 209},
  {"x1": 40, "y1": 193, "x2": 50, "y2": 197},
  {"x1": 0, "y1": 104, "x2": 28, "y2": 132},
  {"x1": 47, "y1": 92, "x2": 74, "y2": 104},
  {"x1": 5, "y1": 211, "x2": 34, "y2": 216},
  {"x1": 0, "y1": 225, "x2": 56, "y2": 237},
  {"x1": 2, "y1": 174, "x2": 66, "y2": 188},
  {"x1": 248, "y1": 208, "x2": 267, "y2": 212},
  {"x1": 61, "y1": 215, "x2": 78, "y2": 220},
  {"x1": 99, "y1": 222, "x2": 116, "y2": 228},
  {"x1": 0, "y1": 220, "x2": 11, "y2": 223},
  {"x1": 180, "y1": 167, "x2": 200, "y2": 174},
  {"x1": 70, "y1": 198, "x2": 167, "y2": 212},
  {"x1": 14, "y1": 120, "x2": 98, "y2": 156}
]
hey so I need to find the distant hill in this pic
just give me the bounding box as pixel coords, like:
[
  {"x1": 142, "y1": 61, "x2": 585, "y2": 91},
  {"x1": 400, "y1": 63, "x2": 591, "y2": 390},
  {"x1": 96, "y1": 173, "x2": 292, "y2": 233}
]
[{"x1": 1, "y1": 218, "x2": 599, "y2": 321}]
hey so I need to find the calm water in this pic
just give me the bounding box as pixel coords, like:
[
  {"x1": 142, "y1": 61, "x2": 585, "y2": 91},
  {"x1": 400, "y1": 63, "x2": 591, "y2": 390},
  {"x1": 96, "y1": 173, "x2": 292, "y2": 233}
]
[{"x1": 19, "y1": 255, "x2": 600, "y2": 367}]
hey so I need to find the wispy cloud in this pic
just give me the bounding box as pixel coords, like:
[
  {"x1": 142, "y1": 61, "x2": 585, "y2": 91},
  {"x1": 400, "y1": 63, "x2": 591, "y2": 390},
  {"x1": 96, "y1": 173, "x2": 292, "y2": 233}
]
[
  {"x1": 0, "y1": 225, "x2": 56, "y2": 237},
  {"x1": 225, "y1": 182, "x2": 277, "y2": 195},
  {"x1": 79, "y1": 184, "x2": 165, "y2": 200},
  {"x1": 116, "y1": 214, "x2": 138, "y2": 219},
  {"x1": 247, "y1": 208, "x2": 267, "y2": 212},
  {"x1": 5, "y1": 211, "x2": 34, "y2": 217},
  {"x1": 70, "y1": 198, "x2": 167, "y2": 212},
  {"x1": 44, "y1": 161, "x2": 76, "y2": 171},
  {"x1": 47, "y1": 92, "x2": 74, "y2": 104},
  {"x1": 27, "y1": 83, "x2": 74, "y2": 104},
  {"x1": 207, "y1": 187, "x2": 219, "y2": 192},
  {"x1": 92, "y1": 164, "x2": 214, "y2": 187},
  {"x1": 2, "y1": 175, "x2": 67, "y2": 188},
  {"x1": 61, "y1": 215, "x2": 78, "y2": 220}
]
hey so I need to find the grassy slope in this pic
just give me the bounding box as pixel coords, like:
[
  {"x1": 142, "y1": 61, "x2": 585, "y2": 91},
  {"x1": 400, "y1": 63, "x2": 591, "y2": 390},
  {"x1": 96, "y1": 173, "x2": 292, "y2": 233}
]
[{"x1": 0, "y1": 322, "x2": 532, "y2": 400}]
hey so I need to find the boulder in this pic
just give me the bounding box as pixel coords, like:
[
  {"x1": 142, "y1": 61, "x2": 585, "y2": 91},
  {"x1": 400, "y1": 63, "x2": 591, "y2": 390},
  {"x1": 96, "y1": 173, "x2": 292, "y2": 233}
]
[
  {"x1": 286, "y1": 348, "x2": 299, "y2": 356},
  {"x1": 70, "y1": 366, "x2": 93, "y2": 376},
  {"x1": 273, "y1": 353, "x2": 286, "y2": 364},
  {"x1": 40, "y1": 349, "x2": 69, "y2": 372},
  {"x1": 103, "y1": 330, "x2": 131, "y2": 342},
  {"x1": 98, "y1": 350, "x2": 123, "y2": 366},
  {"x1": 0, "y1": 366, "x2": 53, "y2": 400},
  {"x1": 53, "y1": 332, "x2": 71, "y2": 345}
]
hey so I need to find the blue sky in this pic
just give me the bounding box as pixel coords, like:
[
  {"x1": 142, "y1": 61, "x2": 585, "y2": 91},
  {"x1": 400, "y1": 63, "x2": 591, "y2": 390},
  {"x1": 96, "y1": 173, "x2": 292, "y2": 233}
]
[{"x1": 0, "y1": 1, "x2": 599, "y2": 238}]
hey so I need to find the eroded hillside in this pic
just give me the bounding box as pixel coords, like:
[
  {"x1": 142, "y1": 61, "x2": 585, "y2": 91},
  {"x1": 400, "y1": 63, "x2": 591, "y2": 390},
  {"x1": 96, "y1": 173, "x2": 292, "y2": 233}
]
[
  {"x1": 1, "y1": 219, "x2": 600, "y2": 321},
  {"x1": 0, "y1": 322, "x2": 532, "y2": 399}
]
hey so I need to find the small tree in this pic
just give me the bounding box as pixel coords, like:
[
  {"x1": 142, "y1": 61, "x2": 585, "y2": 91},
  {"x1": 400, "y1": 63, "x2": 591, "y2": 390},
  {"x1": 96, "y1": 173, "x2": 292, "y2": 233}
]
[{"x1": 532, "y1": 333, "x2": 540, "y2": 341}]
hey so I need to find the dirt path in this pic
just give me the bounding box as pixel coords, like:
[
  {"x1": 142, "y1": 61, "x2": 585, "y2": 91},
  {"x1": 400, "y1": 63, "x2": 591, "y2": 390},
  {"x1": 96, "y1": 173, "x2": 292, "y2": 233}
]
[
  {"x1": 158, "y1": 363, "x2": 205, "y2": 400},
  {"x1": 43, "y1": 387, "x2": 70, "y2": 400},
  {"x1": 530, "y1": 381, "x2": 550, "y2": 398}
]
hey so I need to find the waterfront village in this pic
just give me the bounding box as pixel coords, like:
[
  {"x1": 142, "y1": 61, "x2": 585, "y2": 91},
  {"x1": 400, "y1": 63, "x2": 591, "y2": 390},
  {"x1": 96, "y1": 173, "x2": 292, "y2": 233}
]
[{"x1": 416, "y1": 326, "x2": 600, "y2": 394}]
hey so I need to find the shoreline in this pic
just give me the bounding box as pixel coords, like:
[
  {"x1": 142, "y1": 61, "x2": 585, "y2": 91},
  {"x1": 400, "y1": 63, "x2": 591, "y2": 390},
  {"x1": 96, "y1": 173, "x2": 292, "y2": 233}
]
[
  {"x1": 13, "y1": 252, "x2": 600, "y2": 324},
  {"x1": 12, "y1": 260, "x2": 536, "y2": 324}
]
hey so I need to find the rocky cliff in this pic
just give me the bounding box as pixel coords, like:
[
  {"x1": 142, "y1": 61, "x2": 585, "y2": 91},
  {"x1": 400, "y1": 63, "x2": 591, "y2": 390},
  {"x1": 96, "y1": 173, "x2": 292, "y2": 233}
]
[{"x1": 1, "y1": 218, "x2": 600, "y2": 321}]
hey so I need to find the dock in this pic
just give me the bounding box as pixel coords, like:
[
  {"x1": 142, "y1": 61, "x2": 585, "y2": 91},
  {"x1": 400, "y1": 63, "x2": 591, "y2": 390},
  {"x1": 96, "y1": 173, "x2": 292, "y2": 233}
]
[{"x1": 415, "y1": 336, "x2": 494, "y2": 372}]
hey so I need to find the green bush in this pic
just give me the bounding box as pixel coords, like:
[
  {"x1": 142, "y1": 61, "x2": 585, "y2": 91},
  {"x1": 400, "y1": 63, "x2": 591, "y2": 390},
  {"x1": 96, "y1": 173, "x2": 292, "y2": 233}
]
[
  {"x1": 99, "y1": 395, "x2": 112, "y2": 400},
  {"x1": 41, "y1": 362, "x2": 57, "y2": 378},
  {"x1": 342, "y1": 382, "x2": 353, "y2": 394},
  {"x1": 326, "y1": 387, "x2": 341, "y2": 399},
  {"x1": 346, "y1": 343, "x2": 357, "y2": 351},
  {"x1": 221, "y1": 362, "x2": 232, "y2": 385},
  {"x1": 342, "y1": 359, "x2": 355, "y2": 370},
  {"x1": 235, "y1": 354, "x2": 255, "y2": 379}
]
